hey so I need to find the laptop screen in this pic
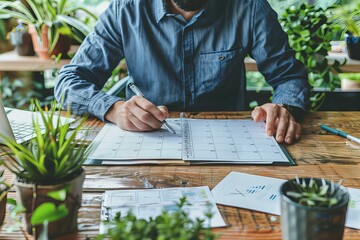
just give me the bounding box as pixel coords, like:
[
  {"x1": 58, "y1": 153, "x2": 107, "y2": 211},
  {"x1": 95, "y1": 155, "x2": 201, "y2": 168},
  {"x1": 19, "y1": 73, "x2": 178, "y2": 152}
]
[{"x1": 0, "y1": 99, "x2": 16, "y2": 144}]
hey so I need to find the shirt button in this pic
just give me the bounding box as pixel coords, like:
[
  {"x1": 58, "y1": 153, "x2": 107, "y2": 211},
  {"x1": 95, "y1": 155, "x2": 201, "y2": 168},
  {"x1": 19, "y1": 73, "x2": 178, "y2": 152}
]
[{"x1": 219, "y1": 55, "x2": 225, "y2": 61}]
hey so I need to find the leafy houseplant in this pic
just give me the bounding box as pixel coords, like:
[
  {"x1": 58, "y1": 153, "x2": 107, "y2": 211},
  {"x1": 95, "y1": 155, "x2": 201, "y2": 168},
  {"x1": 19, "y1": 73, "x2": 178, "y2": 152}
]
[
  {"x1": 97, "y1": 197, "x2": 218, "y2": 240},
  {"x1": 330, "y1": 4, "x2": 360, "y2": 60},
  {"x1": 0, "y1": 0, "x2": 97, "y2": 59},
  {"x1": 0, "y1": 74, "x2": 42, "y2": 109},
  {"x1": 280, "y1": 177, "x2": 349, "y2": 240},
  {"x1": 0, "y1": 170, "x2": 11, "y2": 226},
  {"x1": 279, "y1": 4, "x2": 344, "y2": 110},
  {"x1": 0, "y1": 99, "x2": 88, "y2": 238}
]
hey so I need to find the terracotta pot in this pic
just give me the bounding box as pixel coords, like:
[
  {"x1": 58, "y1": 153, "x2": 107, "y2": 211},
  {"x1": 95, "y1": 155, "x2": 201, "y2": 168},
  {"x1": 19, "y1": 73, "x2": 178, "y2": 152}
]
[
  {"x1": 0, "y1": 190, "x2": 7, "y2": 226},
  {"x1": 14, "y1": 169, "x2": 85, "y2": 238},
  {"x1": 28, "y1": 24, "x2": 72, "y2": 60}
]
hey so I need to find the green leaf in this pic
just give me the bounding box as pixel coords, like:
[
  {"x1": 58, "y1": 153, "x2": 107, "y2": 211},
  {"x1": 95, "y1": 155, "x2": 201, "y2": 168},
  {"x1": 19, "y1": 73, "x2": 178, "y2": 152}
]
[
  {"x1": 6, "y1": 198, "x2": 16, "y2": 205},
  {"x1": 47, "y1": 188, "x2": 67, "y2": 201},
  {"x1": 31, "y1": 203, "x2": 68, "y2": 225}
]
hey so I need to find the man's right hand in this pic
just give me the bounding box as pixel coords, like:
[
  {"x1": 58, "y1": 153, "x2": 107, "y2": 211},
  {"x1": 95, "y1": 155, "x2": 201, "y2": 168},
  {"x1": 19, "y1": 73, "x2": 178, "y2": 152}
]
[{"x1": 105, "y1": 96, "x2": 169, "y2": 132}]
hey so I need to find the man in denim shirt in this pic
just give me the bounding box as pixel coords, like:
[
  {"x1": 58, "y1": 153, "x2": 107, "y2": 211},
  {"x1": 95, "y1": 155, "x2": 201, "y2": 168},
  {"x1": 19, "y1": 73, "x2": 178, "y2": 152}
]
[{"x1": 55, "y1": 0, "x2": 310, "y2": 144}]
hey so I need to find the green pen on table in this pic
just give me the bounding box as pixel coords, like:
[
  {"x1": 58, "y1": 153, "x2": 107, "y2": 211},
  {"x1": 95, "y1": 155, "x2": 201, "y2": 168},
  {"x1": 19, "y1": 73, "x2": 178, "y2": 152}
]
[{"x1": 320, "y1": 124, "x2": 360, "y2": 144}]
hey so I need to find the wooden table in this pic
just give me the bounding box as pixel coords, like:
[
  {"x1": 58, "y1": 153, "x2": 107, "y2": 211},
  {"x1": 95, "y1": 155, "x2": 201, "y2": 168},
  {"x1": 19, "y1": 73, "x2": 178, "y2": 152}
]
[{"x1": 1, "y1": 111, "x2": 360, "y2": 240}]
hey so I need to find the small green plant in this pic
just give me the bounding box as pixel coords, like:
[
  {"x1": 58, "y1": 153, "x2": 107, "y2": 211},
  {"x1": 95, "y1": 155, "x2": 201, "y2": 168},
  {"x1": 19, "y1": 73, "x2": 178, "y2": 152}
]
[
  {"x1": 0, "y1": 75, "x2": 42, "y2": 109},
  {"x1": 330, "y1": 4, "x2": 360, "y2": 37},
  {"x1": 286, "y1": 177, "x2": 345, "y2": 207},
  {"x1": 280, "y1": 3, "x2": 344, "y2": 110},
  {"x1": 97, "y1": 197, "x2": 219, "y2": 240},
  {"x1": 0, "y1": 99, "x2": 88, "y2": 184}
]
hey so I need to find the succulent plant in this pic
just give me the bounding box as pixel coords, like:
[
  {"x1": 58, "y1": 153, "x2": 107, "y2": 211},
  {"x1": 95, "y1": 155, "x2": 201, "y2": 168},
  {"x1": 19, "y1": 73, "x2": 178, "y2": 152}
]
[{"x1": 286, "y1": 176, "x2": 346, "y2": 207}]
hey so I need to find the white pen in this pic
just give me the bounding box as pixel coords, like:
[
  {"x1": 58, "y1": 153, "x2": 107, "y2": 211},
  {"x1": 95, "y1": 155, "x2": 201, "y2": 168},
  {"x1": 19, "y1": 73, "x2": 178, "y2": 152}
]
[{"x1": 128, "y1": 83, "x2": 176, "y2": 134}]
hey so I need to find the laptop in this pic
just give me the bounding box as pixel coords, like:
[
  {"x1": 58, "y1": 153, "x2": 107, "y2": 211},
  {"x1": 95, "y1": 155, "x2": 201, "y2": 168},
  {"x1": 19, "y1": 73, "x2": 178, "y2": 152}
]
[{"x1": 0, "y1": 98, "x2": 75, "y2": 144}]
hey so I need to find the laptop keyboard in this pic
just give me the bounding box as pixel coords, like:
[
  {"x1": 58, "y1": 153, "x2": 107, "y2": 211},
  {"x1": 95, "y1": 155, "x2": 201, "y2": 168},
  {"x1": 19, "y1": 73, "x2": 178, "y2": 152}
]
[{"x1": 9, "y1": 120, "x2": 45, "y2": 142}]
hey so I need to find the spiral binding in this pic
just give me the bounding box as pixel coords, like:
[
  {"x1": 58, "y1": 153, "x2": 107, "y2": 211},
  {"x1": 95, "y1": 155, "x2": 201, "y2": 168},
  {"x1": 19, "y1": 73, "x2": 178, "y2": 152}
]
[{"x1": 182, "y1": 118, "x2": 193, "y2": 159}]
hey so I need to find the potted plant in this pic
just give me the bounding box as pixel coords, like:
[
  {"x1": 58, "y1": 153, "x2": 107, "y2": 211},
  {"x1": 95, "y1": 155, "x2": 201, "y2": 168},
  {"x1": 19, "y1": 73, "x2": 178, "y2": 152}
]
[
  {"x1": 0, "y1": 99, "x2": 88, "y2": 238},
  {"x1": 279, "y1": 4, "x2": 344, "y2": 110},
  {"x1": 280, "y1": 177, "x2": 349, "y2": 240},
  {"x1": 339, "y1": 73, "x2": 360, "y2": 91},
  {"x1": 0, "y1": 0, "x2": 97, "y2": 59},
  {"x1": 0, "y1": 170, "x2": 11, "y2": 226},
  {"x1": 330, "y1": 4, "x2": 360, "y2": 60}
]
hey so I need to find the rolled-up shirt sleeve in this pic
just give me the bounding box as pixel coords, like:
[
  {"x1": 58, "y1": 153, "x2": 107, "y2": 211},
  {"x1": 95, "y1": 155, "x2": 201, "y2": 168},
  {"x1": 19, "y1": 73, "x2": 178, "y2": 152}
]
[
  {"x1": 249, "y1": 0, "x2": 310, "y2": 110},
  {"x1": 54, "y1": 0, "x2": 124, "y2": 121}
]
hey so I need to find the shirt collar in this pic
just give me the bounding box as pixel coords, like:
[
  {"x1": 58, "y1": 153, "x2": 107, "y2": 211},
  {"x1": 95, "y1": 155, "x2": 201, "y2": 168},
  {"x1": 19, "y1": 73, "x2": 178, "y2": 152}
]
[
  {"x1": 154, "y1": 0, "x2": 167, "y2": 23},
  {"x1": 154, "y1": 0, "x2": 220, "y2": 23}
]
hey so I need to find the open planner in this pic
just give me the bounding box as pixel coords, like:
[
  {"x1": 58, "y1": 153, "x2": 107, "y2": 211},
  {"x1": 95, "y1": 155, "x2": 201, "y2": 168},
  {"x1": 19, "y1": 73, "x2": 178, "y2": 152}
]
[{"x1": 85, "y1": 118, "x2": 295, "y2": 165}]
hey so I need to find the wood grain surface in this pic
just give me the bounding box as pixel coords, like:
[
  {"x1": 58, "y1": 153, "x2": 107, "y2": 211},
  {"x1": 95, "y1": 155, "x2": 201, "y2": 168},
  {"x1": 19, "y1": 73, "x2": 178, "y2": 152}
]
[{"x1": 1, "y1": 111, "x2": 359, "y2": 239}]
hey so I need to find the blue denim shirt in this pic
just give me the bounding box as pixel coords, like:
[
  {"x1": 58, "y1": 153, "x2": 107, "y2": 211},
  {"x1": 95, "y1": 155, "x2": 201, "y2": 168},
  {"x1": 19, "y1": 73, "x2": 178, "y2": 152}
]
[{"x1": 55, "y1": 0, "x2": 310, "y2": 121}]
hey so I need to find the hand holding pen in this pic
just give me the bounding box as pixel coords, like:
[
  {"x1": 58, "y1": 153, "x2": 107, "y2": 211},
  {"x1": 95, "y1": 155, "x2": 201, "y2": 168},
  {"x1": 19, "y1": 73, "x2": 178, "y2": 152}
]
[
  {"x1": 104, "y1": 83, "x2": 173, "y2": 133},
  {"x1": 129, "y1": 83, "x2": 176, "y2": 134}
]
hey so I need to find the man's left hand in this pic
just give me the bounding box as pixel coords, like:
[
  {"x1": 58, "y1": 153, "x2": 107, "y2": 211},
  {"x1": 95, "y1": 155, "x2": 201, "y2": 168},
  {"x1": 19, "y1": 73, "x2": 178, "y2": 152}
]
[{"x1": 251, "y1": 103, "x2": 301, "y2": 144}]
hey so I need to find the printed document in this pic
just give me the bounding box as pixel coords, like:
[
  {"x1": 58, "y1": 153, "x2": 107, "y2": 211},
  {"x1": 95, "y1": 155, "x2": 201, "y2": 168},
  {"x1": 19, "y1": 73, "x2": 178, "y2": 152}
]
[{"x1": 100, "y1": 186, "x2": 226, "y2": 233}]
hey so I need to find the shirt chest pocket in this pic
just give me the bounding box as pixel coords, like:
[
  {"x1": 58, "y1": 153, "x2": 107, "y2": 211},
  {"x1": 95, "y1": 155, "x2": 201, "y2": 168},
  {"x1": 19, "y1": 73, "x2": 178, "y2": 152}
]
[{"x1": 197, "y1": 47, "x2": 243, "y2": 93}]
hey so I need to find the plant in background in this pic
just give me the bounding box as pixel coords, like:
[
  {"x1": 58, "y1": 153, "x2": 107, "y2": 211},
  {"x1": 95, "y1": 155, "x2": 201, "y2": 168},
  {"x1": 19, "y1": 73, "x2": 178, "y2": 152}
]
[
  {"x1": 330, "y1": 4, "x2": 360, "y2": 37},
  {"x1": 0, "y1": 75, "x2": 42, "y2": 109},
  {"x1": 0, "y1": 0, "x2": 98, "y2": 57},
  {"x1": 97, "y1": 197, "x2": 219, "y2": 240},
  {"x1": 330, "y1": 4, "x2": 360, "y2": 60},
  {"x1": 279, "y1": 3, "x2": 344, "y2": 110}
]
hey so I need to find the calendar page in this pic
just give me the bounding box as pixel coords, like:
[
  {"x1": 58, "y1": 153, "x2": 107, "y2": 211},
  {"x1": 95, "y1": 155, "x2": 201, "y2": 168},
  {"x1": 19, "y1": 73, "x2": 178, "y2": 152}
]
[
  {"x1": 85, "y1": 118, "x2": 294, "y2": 165},
  {"x1": 87, "y1": 119, "x2": 182, "y2": 160},
  {"x1": 182, "y1": 119, "x2": 291, "y2": 164}
]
